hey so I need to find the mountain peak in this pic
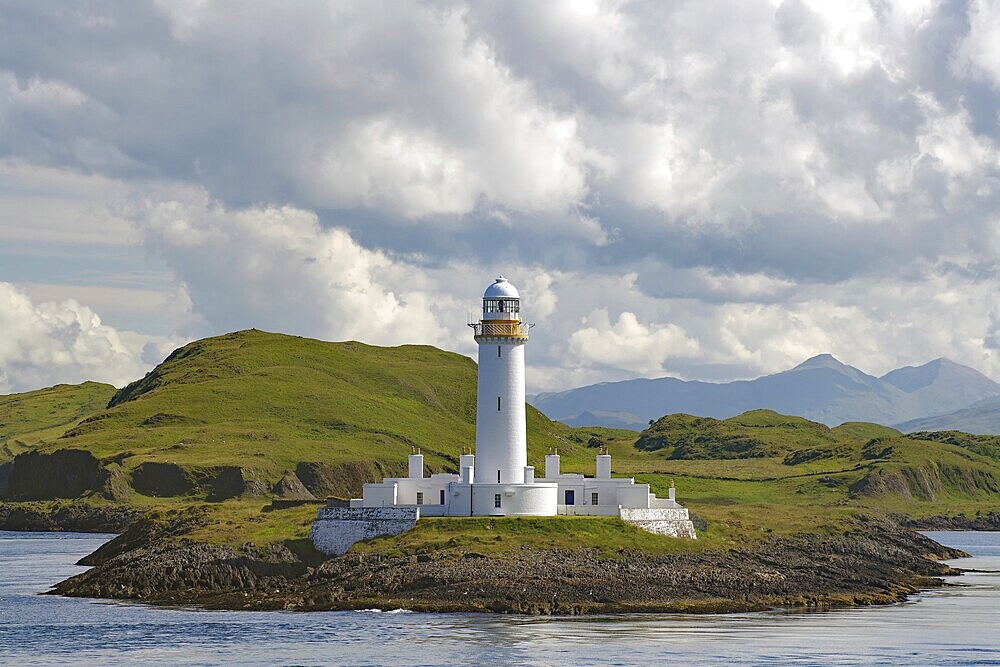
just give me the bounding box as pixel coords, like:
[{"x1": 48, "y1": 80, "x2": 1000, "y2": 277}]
[
  {"x1": 882, "y1": 358, "x2": 1000, "y2": 394},
  {"x1": 792, "y1": 353, "x2": 849, "y2": 371}
]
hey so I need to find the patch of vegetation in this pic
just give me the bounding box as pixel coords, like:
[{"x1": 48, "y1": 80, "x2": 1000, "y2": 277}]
[
  {"x1": 353, "y1": 515, "x2": 715, "y2": 558},
  {"x1": 0, "y1": 382, "x2": 115, "y2": 462},
  {"x1": 634, "y1": 410, "x2": 852, "y2": 460},
  {"x1": 909, "y1": 431, "x2": 1000, "y2": 462}
]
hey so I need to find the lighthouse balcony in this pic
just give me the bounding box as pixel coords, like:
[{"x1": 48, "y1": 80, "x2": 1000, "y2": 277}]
[{"x1": 470, "y1": 321, "x2": 530, "y2": 340}]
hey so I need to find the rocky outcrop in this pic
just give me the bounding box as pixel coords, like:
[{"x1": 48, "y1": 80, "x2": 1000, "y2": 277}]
[
  {"x1": 3, "y1": 450, "x2": 108, "y2": 500},
  {"x1": 131, "y1": 462, "x2": 193, "y2": 496},
  {"x1": 0, "y1": 462, "x2": 10, "y2": 497},
  {"x1": 53, "y1": 515, "x2": 966, "y2": 614},
  {"x1": 272, "y1": 470, "x2": 315, "y2": 500},
  {"x1": 903, "y1": 512, "x2": 1000, "y2": 531},
  {"x1": 0, "y1": 502, "x2": 138, "y2": 532},
  {"x1": 850, "y1": 464, "x2": 1000, "y2": 500},
  {"x1": 295, "y1": 460, "x2": 404, "y2": 499},
  {"x1": 131, "y1": 463, "x2": 267, "y2": 500}
]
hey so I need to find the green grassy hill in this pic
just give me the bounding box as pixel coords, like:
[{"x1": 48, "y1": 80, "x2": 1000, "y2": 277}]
[
  {"x1": 0, "y1": 382, "x2": 115, "y2": 462},
  {"x1": 2, "y1": 329, "x2": 1000, "y2": 555},
  {"x1": 1, "y1": 330, "x2": 592, "y2": 503}
]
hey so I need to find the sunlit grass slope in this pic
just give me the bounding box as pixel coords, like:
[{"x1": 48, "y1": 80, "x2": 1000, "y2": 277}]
[
  {"x1": 0, "y1": 382, "x2": 116, "y2": 462},
  {"x1": 30, "y1": 329, "x2": 590, "y2": 479}
]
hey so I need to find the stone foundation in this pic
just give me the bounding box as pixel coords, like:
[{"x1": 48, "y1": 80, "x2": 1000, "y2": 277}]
[
  {"x1": 310, "y1": 506, "x2": 419, "y2": 555},
  {"x1": 619, "y1": 507, "x2": 697, "y2": 539}
]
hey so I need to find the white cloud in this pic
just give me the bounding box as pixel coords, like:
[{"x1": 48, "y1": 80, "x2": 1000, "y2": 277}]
[
  {"x1": 0, "y1": 283, "x2": 154, "y2": 393},
  {"x1": 568, "y1": 309, "x2": 700, "y2": 375},
  {"x1": 2, "y1": 1, "x2": 1000, "y2": 397},
  {"x1": 954, "y1": 0, "x2": 1000, "y2": 86},
  {"x1": 133, "y1": 189, "x2": 453, "y2": 348}
]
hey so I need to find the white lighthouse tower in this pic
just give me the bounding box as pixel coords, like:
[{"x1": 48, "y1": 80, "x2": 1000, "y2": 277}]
[
  {"x1": 315, "y1": 273, "x2": 696, "y2": 553},
  {"x1": 470, "y1": 276, "x2": 529, "y2": 486}
]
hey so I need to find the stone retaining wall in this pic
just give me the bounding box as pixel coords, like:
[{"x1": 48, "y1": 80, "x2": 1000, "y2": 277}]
[
  {"x1": 310, "y1": 507, "x2": 419, "y2": 555},
  {"x1": 619, "y1": 507, "x2": 697, "y2": 539}
]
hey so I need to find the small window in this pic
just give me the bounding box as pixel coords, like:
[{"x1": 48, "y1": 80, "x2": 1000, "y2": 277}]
[
  {"x1": 439, "y1": 489, "x2": 445, "y2": 505},
  {"x1": 497, "y1": 396, "x2": 501, "y2": 411},
  {"x1": 498, "y1": 345, "x2": 501, "y2": 358},
  {"x1": 497, "y1": 470, "x2": 501, "y2": 483},
  {"x1": 591, "y1": 492, "x2": 599, "y2": 506},
  {"x1": 494, "y1": 493, "x2": 502, "y2": 508},
  {"x1": 416, "y1": 492, "x2": 424, "y2": 506}
]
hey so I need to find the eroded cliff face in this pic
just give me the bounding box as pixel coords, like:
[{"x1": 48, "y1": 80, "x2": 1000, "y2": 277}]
[
  {"x1": 850, "y1": 464, "x2": 1000, "y2": 500},
  {"x1": 1, "y1": 450, "x2": 272, "y2": 504},
  {"x1": 294, "y1": 460, "x2": 405, "y2": 499},
  {"x1": 51, "y1": 515, "x2": 965, "y2": 615},
  {"x1": 3, "y1": 450, "x2": 109, "y2": 501}
]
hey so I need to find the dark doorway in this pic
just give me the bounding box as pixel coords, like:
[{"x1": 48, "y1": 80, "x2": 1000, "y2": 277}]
[{"x1": 565, "y1": 489, "x2": 575, "y2": 505}]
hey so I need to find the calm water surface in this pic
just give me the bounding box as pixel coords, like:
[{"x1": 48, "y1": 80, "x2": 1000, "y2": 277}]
[{"x1": 0, "y1": 530, "x2": 998, "y2": 666}]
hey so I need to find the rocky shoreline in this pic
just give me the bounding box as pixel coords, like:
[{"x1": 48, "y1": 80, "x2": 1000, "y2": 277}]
[
  {"x1": 0, "y1": 503, "x2": 138, "y2": 533},
  {"x1": 903, "y1": 512, "x2": 1000, "y2": 531},
  {"x1": 42, "y1": 513, "x2": 967, "y2": 615}
]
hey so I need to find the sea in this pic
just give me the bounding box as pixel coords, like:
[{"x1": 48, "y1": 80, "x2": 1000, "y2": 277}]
[{"x1": 0, "y1": 530, "x2": 997, "y2": 666}]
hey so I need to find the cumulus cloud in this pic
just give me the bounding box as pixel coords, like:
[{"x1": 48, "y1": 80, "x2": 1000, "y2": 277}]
[
  {"x1": 568, "y1": 309, "x2": 700, "y2": 375},
  {"x1": 0, "y1": 283, "x2": 153, "y2": 393},
  {"x1": 2, "y1": 1, "x2": 1000, "y2": 395},
  {"x1": 954, "y1": 0, "x2": 1000, "y2": 86},
  {"x1": 132, "y1": 189, "x2": 454, "y2": 348}
]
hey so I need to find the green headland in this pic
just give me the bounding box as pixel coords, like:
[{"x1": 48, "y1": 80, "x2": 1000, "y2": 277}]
[{"x1": 1, "y1": 329, "x2": 997, "y2": 612}]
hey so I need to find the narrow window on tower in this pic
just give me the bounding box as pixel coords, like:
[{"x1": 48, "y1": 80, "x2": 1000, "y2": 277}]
[
  {"x1": 416, "y1": 492, "x2": 424, "y2": 506},
  {"x1": 497, "y1": 396, "x2": 501, "y2": 411},
  {"x1": 498, "y1": 345, "x2": 501, "y2": 358}
]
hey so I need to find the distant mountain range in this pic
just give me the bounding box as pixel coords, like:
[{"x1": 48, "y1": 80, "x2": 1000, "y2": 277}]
[
  {"x1": 895, "y1": 396, "x2": 1000, "y2": 435},
  {"x1": 530, "y1": 355, "x2": 1000, "y2": 431}
]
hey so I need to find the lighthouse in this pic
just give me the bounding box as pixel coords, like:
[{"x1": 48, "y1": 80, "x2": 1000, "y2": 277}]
[
  {"x1": 470, "y1": 276, "x2": 530, "y2": 486},
  {"x1": 315, "y1": 273, "x2": 696, "y2": 554}
]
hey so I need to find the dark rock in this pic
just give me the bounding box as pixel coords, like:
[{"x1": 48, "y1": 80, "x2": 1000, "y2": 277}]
[
  {"x1": 0, "y1": 462, "x2": 10, "y2": 497},
  {"x1": 132, "y1": 462, "x2": 193, "y2": 497},
  {"x1": 0, "y1": 502, "x2": 138, "y2": 532},
  {"x1": 902, "y1": 512, "x2": 1000, "y2": 531},
  {"x1": 4, "y1": 449, "x2": 108, "y2": 500},
  {"x1": 102, "y1": 464, "x2": 132, "y2": 502},
  {"x1": 272, "y1": 470, "x2": 315, "y2": 500},
  {"x1": 295, "y1": 460, "x2": 404, "y2": 498}
]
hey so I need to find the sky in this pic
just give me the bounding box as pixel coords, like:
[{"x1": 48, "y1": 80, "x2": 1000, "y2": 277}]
[{"x1": 1, "y1": 0, "x2": 999, "y2": 395}]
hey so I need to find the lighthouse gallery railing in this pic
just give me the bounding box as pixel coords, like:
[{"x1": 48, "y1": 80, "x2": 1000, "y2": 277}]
[{"x1": 470, "y1": 321, "x2": 531, "y2": 339}]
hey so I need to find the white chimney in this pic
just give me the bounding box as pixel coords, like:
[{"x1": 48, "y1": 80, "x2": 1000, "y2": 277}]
[
  {"x1": 408, "y1": 453, "x2": 424, "y2": 479},
  {"x1": 596, "y1": 453, "x2": 611, "y2": 480},
  {"x1": 545, "y1": 453, "x2": 560, "y2": 479}
]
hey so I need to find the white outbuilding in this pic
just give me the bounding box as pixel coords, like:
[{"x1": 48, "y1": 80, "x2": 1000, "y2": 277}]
[{"x1": 311, "y1": 276, "x2": 696, "y2": 555}]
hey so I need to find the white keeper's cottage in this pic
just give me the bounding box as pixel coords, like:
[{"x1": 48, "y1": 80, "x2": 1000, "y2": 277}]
[{"x1": 311, "y1": 276, "x2": 696, "y2": 555}]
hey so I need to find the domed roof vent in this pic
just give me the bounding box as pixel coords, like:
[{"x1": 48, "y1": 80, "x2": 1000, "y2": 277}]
[{"x1": 483, "y1": 275, "x2": 520, "y2": 299}]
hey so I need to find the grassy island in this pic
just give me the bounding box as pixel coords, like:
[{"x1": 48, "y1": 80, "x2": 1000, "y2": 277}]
[{"x1": 2, "y1": 330, "x2": 998, "y2": 613}]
